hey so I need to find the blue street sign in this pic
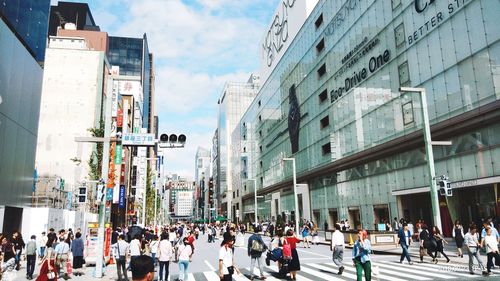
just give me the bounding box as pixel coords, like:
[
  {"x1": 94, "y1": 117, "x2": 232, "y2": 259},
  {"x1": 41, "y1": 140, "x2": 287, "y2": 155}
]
[
  {"x1": 106, "y1": 188, "x2": 113, "y2": 201},
  {"x1": 119, "y1": 185, "x2": 126, "y2": 209}
]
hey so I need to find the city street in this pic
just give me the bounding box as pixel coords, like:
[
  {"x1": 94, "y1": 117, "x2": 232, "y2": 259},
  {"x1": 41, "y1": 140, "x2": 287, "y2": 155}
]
[{"x1": 5, "y1": 232, "x2": 499, "y2": 281}]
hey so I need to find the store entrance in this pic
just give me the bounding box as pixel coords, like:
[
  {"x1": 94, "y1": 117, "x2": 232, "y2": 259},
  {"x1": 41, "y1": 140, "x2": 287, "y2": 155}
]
[
  {"x1": 450, "y1": 184, "x2": 497, "y2": 227},
  {"x1": 399, "y1": 192, "x2": 433, "y2": 226}
]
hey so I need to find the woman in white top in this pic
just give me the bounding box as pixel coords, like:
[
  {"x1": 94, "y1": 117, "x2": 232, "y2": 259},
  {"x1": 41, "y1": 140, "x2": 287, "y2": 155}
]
[
  {"x1": 157, "y1": 233, "x2": 172, "y2": 281},
  {"x1": 482, "y1": 227, "x2": 500, "y2": 276},
  {"x1": 219, "y1": 236, "x2": 240, "y2": 281},
  {"x1": 150, "y1": 235, "x2": 159, "y2": 266},
  {"x1": 177, "y1": 237, "x2": 193, "y2": 281}
]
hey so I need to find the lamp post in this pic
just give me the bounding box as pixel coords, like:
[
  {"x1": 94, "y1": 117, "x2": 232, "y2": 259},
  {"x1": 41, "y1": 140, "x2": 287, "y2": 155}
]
[
  {"x1": 283, "y1": 157, "x2": 300, "y2": 236},
  {"x1": 399, "y1": 87, "x2": 441, "y2": 230}
]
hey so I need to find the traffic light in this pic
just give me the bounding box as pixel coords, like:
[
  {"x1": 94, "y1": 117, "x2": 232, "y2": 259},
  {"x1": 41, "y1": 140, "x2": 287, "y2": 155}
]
[
  {"x1": 160, "y1": 134, "x2": 169, "y2": 142},
  {"x1": 78, "y1": 186, "x2": 87, "y2": 203},
  {"x1": 178, "y1": 134, "x2": 186, "y2": 144},
  {"x1": 438, "y1": 179, "x2": 452, "y2": 196}
]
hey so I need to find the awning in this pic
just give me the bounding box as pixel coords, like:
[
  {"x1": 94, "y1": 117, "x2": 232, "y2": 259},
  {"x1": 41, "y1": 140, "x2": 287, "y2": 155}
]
[
  {"x1": 391, "y1": 186, "x2": 429, "y2": 196},
  {"x1": 215, "y1": 216, "x2": 227, "y2": 221}
]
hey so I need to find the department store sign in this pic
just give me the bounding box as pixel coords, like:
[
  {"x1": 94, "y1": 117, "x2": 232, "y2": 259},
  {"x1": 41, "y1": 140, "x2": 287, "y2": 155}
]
[
  {"x1": 407, "y1": 0, "x2": 473, "y2": 46},
  {"x1": 260, "y1": 0, "x2": 318, "y2": 83}
]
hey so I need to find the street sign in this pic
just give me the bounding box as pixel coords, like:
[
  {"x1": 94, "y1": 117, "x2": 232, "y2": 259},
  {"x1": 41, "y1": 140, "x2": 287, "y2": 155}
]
[{"x1": 122, "y1": 133, "x2": 155, "y2": 146}]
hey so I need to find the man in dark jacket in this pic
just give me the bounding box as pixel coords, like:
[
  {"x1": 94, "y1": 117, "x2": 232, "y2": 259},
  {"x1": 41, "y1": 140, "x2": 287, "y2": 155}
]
[
  {"x1": 247, "y1": 226, "x2": 268, "y2": 280},
  {"x1": 397, "y1": 224, "x2": 413, "y2": 265}
]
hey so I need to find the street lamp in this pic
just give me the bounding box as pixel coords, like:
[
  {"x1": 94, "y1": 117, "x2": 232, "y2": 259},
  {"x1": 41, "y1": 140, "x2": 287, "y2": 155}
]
[
  {"x1": 283, "y1": 157, "x2": 300, "y2": 236},
  {"x1": 399, "y1": 87, "x2": 442, "y2": 230}
]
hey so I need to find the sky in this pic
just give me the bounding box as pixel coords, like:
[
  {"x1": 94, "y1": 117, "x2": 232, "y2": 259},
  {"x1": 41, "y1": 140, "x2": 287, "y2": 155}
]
[{"x1": 51, "y1": 0, "x2": 281, "y2": 178}]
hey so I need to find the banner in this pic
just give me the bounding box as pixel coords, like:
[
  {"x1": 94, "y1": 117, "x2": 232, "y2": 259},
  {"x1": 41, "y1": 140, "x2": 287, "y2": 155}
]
[{"x1": 119, "y1": 185, "x2": 126, "y2": 209}]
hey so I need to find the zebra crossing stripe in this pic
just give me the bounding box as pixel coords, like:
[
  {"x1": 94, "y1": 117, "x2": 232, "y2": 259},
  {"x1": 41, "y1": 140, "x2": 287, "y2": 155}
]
[
  {"x1": 300, "y1": 263, "x2": 349, "y2": 280},
  {"x1": 203, "y1": 271, "x2": 221, "y2": 281},
  {"x1": 337, "y1": 263, "x2": 407, "y2": 281},
  {"x1": 304, "y1": 263, "x2": 356, "y2": 280},
  {"x1": 265, "y1": 265, "x2": 316, "y2": 281},
  {"x1": 380, "y1": 260, "x2": 481, "y2": 279},
  {"x1": 363, "y1": 263, "x2": 431, "y2": 280}
]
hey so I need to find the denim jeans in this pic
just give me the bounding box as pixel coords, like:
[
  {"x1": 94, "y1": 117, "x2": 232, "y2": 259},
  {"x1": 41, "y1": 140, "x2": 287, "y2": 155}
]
[
  {"x1": 250, "y1": 256, "x2": 264, "y2": 277},
  {"x1": 178, "y1": 260, "x2": 189, "y2": 281},
  {"x1": 400, "y1": 244, "x2": 411, "y2": 262},
  {"x1": 159, "y1": 261, "x2": 169, "y2": 281}
]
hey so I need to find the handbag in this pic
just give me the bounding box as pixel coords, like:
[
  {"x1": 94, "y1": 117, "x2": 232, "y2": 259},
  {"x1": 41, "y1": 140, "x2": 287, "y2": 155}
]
[
  {"x1": 47, "y1": 271, "x2": 56, "y2": 279},
  {"x1": 227, "y1": 266, "x2": 234, "y2": 275}
]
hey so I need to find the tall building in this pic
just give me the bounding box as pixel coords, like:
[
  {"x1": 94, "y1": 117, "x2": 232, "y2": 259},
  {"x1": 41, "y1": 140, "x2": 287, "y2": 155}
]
[
  {"x1": 194, "y1": 147, "x2": 211, "y2": 220},
  {"x1": 36, "y1": 27, "x2": 109, "y2": 197},
  {"x1": 239, "y1": 0, "x2": 500, "y2": 235},
  {"x1": 215, "y1": 74, "x2": 260, "y2": 221},
  {"x1": 0, "y1": 0, "x2": 50, "y2": 233},
  {"x1": 48, "y1": 1, "x2": 99, "y2": 38}
]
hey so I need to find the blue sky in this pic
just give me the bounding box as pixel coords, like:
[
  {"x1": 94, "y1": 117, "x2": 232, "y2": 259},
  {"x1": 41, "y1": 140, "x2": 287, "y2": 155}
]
[{"x1": 52, "y1": 0, "x2": 281, "y2": 177}]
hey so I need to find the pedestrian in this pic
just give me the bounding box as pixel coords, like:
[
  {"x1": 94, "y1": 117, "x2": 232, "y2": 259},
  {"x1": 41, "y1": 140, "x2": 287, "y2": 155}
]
[
  {"x1": 464, "y1": 224, "x2": 486, "y2": 275},
  {"x1": 219, "y1": 235, "x2": 241, "y2": 281},
  {"x1": 130, "y1": 255, "x2": 155, "y2": 281},
  {"x1": 129, "y1": 235, "x2": 142, "y2": 270},
  {"x1": 397, "y1": 223, "x2": 413, "y2": 265},
  {"x1": 482, "y1": 226, "x2": 500, "y2": 276},
  {"x1": 35, "y1": 237, "x2": 57, "y2": 281},
  {"x1": 392, "y1": 217, "x2": 399, "y2": 232},
  {"x1": 12, "y1": 230, "x2": 25, "y2": 271},
  {"x1": 116, "y1": 234, "x2": 130, "y2": 281},
  {"x1": 38, "y1": 232, "x2": 47, "y2": 259},
  {"x1": 26, "y1": 235, "x2": 38, "y2": 279},
  {"x1": 324, "y1": 220, "x2": 328, "y2": 232},
  {"x1": 54, "y1": 236, "x2": 70, "y2": 279},
  {"x1": 301, "y1": 225, "x2": 310, "y2": 248},
  {"x1": 452, "y1": 220, "x2": 465, "y2": 258},
  {"x1": 418, "y1": 224, "x2": 436, "y2": 263},
  {"x1": 269, "y1": 223, "x2": 275, "y2": 238},
  {"x1": 169, "y1": 228, "x2": 176, "y2": 246},
  {"x1": 285, "y1": 229, "x2": 302, "y2": 280},
  {"x1": 71, "y1": 232, "x2": 85, "y2": 276},
  {"x1": 352, "y1": 229, "x2": 372, "y2": 281},
  {"x1": 1, "y1": 236, "x2": 16, "y2": 273},
  {"x1": 331, "y1": 223, "x2": 345, "y2": 275},
  {"x1": 150, "y1": 235, "x2": 159, "y2": 266},
  {"x1": 157, "y1": 232, "x2": 172, "y2": 281},
  {"x1": 177, "y1": 237, "x2": 193, "y2": 281},
  {"x1": 47, "y1": 228, "x2": 57, "y2": 244},
  {"x1": 247, "y1": 225, "x2": 267, "y2": 280},
  {"x1": 432, "y1": 226, "x2": 450, "y2": 263}
]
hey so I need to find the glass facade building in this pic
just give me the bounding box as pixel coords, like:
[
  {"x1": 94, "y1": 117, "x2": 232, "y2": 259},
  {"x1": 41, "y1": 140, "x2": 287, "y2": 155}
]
[
  {"x1": 0, "y1": 0, "x2": 50, "y2": 62},
  {"x1": 108, "y1": 35, "x2": 152, "y2": 130},
  {"x1": 240, "y1": 0, "x2": 500, "y2": 235}
]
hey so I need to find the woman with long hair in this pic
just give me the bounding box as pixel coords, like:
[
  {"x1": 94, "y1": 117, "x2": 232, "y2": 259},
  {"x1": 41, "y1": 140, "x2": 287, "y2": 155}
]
[
  {"x1": 36, "y1": 237, "x2": 57, "y2": 281},
  {"x1": 352, "y1": 229, "x2": 372, "y2": 281},
  {"x1": 219, "y1": 236, "x2": 240, "y2": 281},
  {"x1": 177, "y1": 237, "x2": 193, "y2": 281},
  {"x1": 157, "y1": 232, "x2": 172, "y2": 281},
  {"x1": 285, "y1": 229, "x2": 302, "y2": 280},
  {"x1": 452, "y1": 220, "x2": 464, "y2": 258},
  {"x1": 432, "y1": 226, "x2": 450, "y2": 263}
]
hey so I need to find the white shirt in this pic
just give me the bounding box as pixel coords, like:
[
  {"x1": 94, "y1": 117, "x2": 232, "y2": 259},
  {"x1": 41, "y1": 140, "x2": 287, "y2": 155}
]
[
  {"x1": 177, "y1": 244, "x2": 192, "y2": 261},
  {"x1": 116, "y1": 240, "x2": 129, "y2": 257},
  {"x1": 158, "y1": 240, "x2": 172, "y2": 261},
  {"x1": 485, "y1": 235, "x2": 499, "y2": 253},
  {"x1": 219, "y1": 245, "x2": 233, "y2": 275},
  {"x1": 331, "y1": 230, "x2": 344, "y2": 249},
  {"x1": 150, "y1": 240, "x2": 159, "y2": 254},
  {"x1": 130, "y1": 239, "x2": 141, "y2": 256},
  {"x1": 169, "y1": 232, "x2": 176, "y2": 242}
]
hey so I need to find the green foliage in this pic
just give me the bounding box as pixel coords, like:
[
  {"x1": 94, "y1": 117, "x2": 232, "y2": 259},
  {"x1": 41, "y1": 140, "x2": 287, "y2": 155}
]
[
  {"x1": 145, "y1": 166, "x2": 160, "y2": 226},
  {"x1": 87, "y1": 120, "x2": 104, "y2": 180}
]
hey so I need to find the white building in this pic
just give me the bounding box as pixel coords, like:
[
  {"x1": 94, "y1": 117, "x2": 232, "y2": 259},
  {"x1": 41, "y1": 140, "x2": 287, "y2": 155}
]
[
  {"x1": 175, "y1": 190, "x2": 194, "y2": 217},
  {"x1": 36, "y1": 35, "x2": 107, "y2": 193},
  {"x1": 194, "y1": 147, "x2": 211, "y2": 219}
]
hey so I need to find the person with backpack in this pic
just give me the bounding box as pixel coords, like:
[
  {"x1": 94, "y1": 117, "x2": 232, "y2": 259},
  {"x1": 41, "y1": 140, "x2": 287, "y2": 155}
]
[
  {"x1": 284, "y1": 229, "x2": 301, "y2": 280},
  {"x1": 247, "y1": 225, "x2": 268, "y2": 280}
]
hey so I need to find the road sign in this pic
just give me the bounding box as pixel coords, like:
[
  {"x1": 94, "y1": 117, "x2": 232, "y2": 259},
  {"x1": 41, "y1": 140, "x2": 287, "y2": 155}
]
[{"x1": 122, "y1": 133, "x2": 155, "y2": 146}]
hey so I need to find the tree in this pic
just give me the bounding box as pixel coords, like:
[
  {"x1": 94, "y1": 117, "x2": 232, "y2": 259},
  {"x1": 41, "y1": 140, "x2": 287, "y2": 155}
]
[
  {"x1": 87, "y1": 120, "x2": 104, "y2": 180},
  {"x1": 145, "y1": 166, "x2": 160, "y2": 226}
]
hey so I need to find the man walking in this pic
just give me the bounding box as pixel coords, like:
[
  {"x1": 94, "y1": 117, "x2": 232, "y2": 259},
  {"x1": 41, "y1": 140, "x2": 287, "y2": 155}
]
[
  {"x1": 331, "y1": 224, "x2": 345, "y2": 275},
  {"x1": 397, "y1": 223, "x2": 413, "y2": 265},
  {"x1": 464, "y1": 224, "x2": 486, "y2": 275},
  {"x1": 25, "y1": 235, "x2": 37, "y2": 279},
  {"x1": 247, "y1": 226, "x2": 267, "y2": 280},
  {"x1": 116, "y1": 234, "x2": 130, "y2": 281}
]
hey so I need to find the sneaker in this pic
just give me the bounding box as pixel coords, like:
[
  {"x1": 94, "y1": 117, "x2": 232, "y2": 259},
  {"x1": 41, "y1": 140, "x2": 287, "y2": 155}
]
[
  {"x1": 469, "y1": 272, "x2": 474, "y2": 275},
  {"x1": 434, "y1": 259, "x2": 438, "y2": 264},
  {"x1": 446, "y1": 259, "x2": 450, "y2": 263},
  {"x1": 338, "y1": 266, "x2": 344, "y2": 275},
  {"x1": 409, "y1": 262, "x2": 413, "y2": 265}
]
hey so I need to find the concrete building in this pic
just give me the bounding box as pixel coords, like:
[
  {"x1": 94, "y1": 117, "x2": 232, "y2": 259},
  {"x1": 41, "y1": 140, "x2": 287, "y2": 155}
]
[
  {"x1": 175, "y1": 190, "x2": 194, "y2": 217},
  {"x1": 0, "y1": 0, "x2": 50, "y2": 233},
  {"x1": 215, "y1": 74, "x2": 260, "y2": 222},
  {"x1": 239, "y1": 0, "x2": 500, "y2": 236},
  {"x1": 194, "y1": 147, "x2": 211, "y2": 220}
]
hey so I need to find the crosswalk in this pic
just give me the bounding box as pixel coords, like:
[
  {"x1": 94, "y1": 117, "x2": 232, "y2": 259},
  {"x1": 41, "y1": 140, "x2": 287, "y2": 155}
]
[{"x1": 165, "y1": 260, "x2": 500, "y2": 281}]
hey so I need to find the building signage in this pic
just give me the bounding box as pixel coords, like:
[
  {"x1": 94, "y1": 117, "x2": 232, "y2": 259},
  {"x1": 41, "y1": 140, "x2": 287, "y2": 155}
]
[
  {"x1": 331, "y1": 50, "x2": 390, "y2": 103},
  {"x1": 324, "y1": 0, "x2": 362, "y2": 38},
  {"x1": 407, "y1": 0, "x2": 472, "y2": 46},
  {"x1": 122, "y1": 133, "x2": 155, "y2": 146},
  {"x1": 106, "y1": 187, "x2": 113, "y2": 201},
  {"x1": 119, "y1": 185, "x2": 126, "y2": 209},
  {"x1": 335, "y1": 37, "x2": 379, "y2": 80},
  {"x1": 112, "y1": 81, "x2": 118, "y2": 117},
  {"x1": 287, "y1": 84, "x2": 301, "y2": 154},
  {"x1": 260, "y1": 0, "x2": 319, "y2": 83},
  {"x1": 115, "y1": 145, "x2": 122, "y2": 164}
]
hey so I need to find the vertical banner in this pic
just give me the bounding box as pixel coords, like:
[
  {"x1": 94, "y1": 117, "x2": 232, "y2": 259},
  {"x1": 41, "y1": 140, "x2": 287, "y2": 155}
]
[
  {"x1": 119, "y1": 185, "x2": 126, "y2": 209},
  {"x1": 123, "y1": 100, "x2": 129, "y2": 134},
  {"x1": 107, "y1": 143, "x2": 116, "y2": 189},
  {"x1": 115, "y1": 145, "x2": 122, "y2": 164}
]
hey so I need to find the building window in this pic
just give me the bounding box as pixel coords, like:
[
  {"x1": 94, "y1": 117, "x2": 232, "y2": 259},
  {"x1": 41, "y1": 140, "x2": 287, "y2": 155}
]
[
  {"x1": 258, "y1": 100, "x2": 261, "y2": 107},
  {"x1": 259, "y1": 130, "x2": 262, "y2": 137},
  {"x1": 316, "y1": 38, "x2": 325, "y2": 54},
  {"x1": 318, "y1": 89, "x2": 328, "y2": 103},
  {"x1": 320, "y1": 116, "x2": 330, "y2": 129},
  {"x1": 317, "y1": 63, "x2": 326, "y2": 78},
  {"x1": 395, "y1": 23, "x2": 405, "y2": 48},
  {"x1": 315, "y1": 13, "x2": 324, "y2": 29},
  {"x1": 391, "y1": 0, "x2": 401, "y2": 10},
  {"x1": 260, "y1": 161, "x2": 263, "y2": 168},
  {"x1": 243, "y1": 147, "x2": 246, "y2": 153},
  {"x1": 259, "y1": 115, "x2": 262, "y2": 122},
  {"x1": 322, "y1": 143, "x2": 331, "y2": 155},
  {"x1": 259, "y1": 145, "x2": 262, "y2": 152},
  {"x1": 398, "y1": 61, "x2": 410, "y2": 86}
]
